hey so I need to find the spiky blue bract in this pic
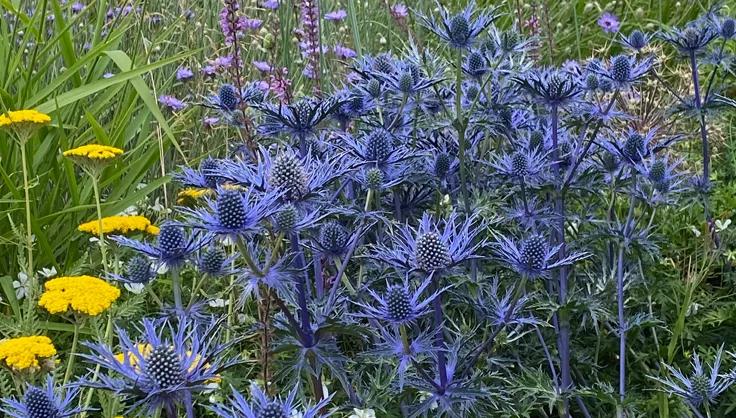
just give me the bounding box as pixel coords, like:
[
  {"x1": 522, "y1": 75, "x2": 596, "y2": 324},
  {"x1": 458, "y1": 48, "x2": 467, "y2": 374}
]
[
  {"x1": 78, "y1": 317, "x2": 242, "y2": 416},
  {"x1": 111, "y1": 223, "x2": 208, "y2": 269},
  {"x1": 210, "y1": 382, "x2": 331, "y2": 418},
  {"x1": 493, "y1": 233, "x2": 589, "y2": 279},
  {"x1": 417, "y1": 1, "x2": 498, "y2": 49},
  {"x1": 355, "y1": 275, "x2": 440, "y2": 325},
  {"x1": 649, "y1": 346, "x2": 733, "y2": 407},
  {"x1": 180, "y1": 185, "x2": 281, "y2": 237},
  {"x1": 514, "y1": 68, "x2": 582, "y2": 107},
  {"x1": 371, "y1": 211, "x2": 486, "y2": 274},
  {"x1": 0, "y1": 376, "x2": 84, "y2": 418}
]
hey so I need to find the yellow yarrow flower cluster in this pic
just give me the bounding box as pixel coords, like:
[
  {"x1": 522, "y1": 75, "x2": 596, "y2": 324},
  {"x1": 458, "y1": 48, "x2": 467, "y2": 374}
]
[
  {"x1": 0, "y1": 110, "x2": 51, "y2": 129},
  {"x1": 63, "y1": 144, "x2": 124, "y2": 161},
  {"x1": 176, "y1": 188, "x2": 212, "y2": 206},
  {"x1": 0, "y1": 336, "x2": 56, "y2": 371},
  {"x1": 78, "y1": 215, "x2": 160, "y2": 236},
  {"x1": 39, "y1": 276, "x2": 121, "y2": 316}
]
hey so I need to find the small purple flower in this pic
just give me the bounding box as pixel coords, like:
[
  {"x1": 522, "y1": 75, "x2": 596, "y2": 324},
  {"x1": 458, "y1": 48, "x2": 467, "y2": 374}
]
[
  {"x1": 71, "y1": 2, "x2": 84, "y2": 13},
  {"x1": 203, "y1": 117, "x2": 220, "y2": 128},
  {"x1": 158, "y1": 95, "x2": 186, "y2": 111},
  {"x1": 102, "y1": 72, "x2": 114, "y2": 79},
  {"x1": 324, "y1": 9, "x2": 347, "y2": 21},
  {"x1": 252, "y1": 60, "x2": 273, "y2": 73},
  {"x1": 598, "y1": 12, "x2": 620, "y2": 33},
  {"x1": 333, "y1": 44, "x2": 357, "y2": 59},
  {"x1": 262, "y1": 0, "x2": 279, "y2": 9},
  {"x1": 175, "y1": 67, "x2": 194, "y2": 81},
  {"x1": 391, "y1": 3, "x2": 408, "y2": 19}
]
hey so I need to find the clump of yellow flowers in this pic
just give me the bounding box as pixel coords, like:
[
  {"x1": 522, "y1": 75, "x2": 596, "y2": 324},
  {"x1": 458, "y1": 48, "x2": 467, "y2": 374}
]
[
  {"x1": 0, "y1": 336, "x2": 57, "y2": 371},
  {"x1": 63, "y1": 144, "x2": 124, "y2": 161},
  {"x1": 78, "y1": 215, "x2": 160, "y2": 236},
  {"x1": 176, "y1": 187, "x2": 212, "y2": 206},
  {"x1": 39, "y1": 276, "x2": 121, "y2": 316},
  {"x1": 0, "y1": 109, "x2": 51, "y2": 133}
]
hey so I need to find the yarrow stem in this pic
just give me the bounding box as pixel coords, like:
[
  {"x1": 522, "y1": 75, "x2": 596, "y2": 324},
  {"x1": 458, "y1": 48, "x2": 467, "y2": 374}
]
[
  {"x1": 62, "y1": 319, "x2": 81, "y2": 386},
  {"x1": 19, "y1": 138, "x2": 35, "y2": 317},
  {"x1": 90, "y1": 172, "x2": 109, "y2": 275}
]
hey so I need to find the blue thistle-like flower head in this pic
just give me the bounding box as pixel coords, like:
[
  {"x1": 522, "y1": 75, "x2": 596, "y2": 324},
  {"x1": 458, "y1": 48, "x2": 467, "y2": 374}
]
[
  {"x1": 1, "y1": 377, "x2": 83, "y2": 418},
  {"x1": 417, "y1": 1, "x2": 498, "y2": 49},
  {"x1": 649, "y1": 346, "x2": 733, "y2": 407},
  {"x1": 659, "y1": 19, "x2": 718, "y2": 55},
  {"x1": 79, "y1": 317, "x2": 242, "y2": 415},
  {"x1": 515, "y1": 68, "x2": 582, "y2": 107},
  {"x1": 356, "y1": 275, "x2": 440, "y2": 325},
  {"x1": 590, "y1": 54, "x2": 653, "y2": 89},
  {"x1": 175, "y1": 158, "x2": 223, "y2": 189},
  {"x1": 462, "y1": 50, "x2": 488, "y2": 78},
  {"x1": 210, "y1": 382, "x2": 331, "y2": 418},
  {"x1": 112, "y1": 223, "x2": 207, "y2": 269},
  {"x1": 621, "y1": 29, "x2": 651, "y2": 50},
  {"x1": 256, "y1": 97, "x2": 341, "y2": 142},
  {"x1": 218, "y1": 84, "x2": 239, "y2": 111},
  {"x1": 198, "y1": 245, "x2": 229, "y2": 276},
  {"x1": 318, "y1": 221, "x2": 349, "y2": 256},
  {"x1": 494, "y1": 233, "x2": 589, "y2": 278},
  {"x1": 181, "y1": 185, "x2": 281, "y2": 237},
  {"x1": 371, "y1": 211, "x2": 486, "y2": 274},
  {"x1": 123, "y1": 256, "x2": 155, "y2": 284}
]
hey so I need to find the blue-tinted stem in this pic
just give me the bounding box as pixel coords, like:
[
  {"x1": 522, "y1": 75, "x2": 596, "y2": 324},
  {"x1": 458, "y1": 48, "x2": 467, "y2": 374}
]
[
  {"x1": 455, "y1": 49, "x2": 470, "y2": 213},
  {"x1": 689, "y1": 51, "x2": 710, "y2": 186},
  {"x1": 431, "y1": 278, "x2": 447, "y2": 391},
  {"x1": 551, "y1": 104, "x2": 572, "y2": 416},
  {"x1": 171, "y1": 267, "x2": 183, "y2": 312},
  {"x1": 618, "y1": 194, "x2": 636, "y2": 413},
  {"x1": 616, "y1": 244, "x2": 626, "y2": 416},
  {"x1": 290, "y1": 233, "x2": 313, "y2": 345}
]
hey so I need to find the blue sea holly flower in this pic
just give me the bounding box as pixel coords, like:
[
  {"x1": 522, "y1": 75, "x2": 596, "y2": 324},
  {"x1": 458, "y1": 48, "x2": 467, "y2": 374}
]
[
  {"x1": 111, "y1": 255, "x2": 156, "y2": 285},
  {"x1": 356, "y1": 275, "x2": 440, "y2": 325},
  {"x1": 374, "y1": 60, "x2": 444, "y2": 96},
  {"x1": 112, "y1": 223, "x2": 207, "y2": 269},
  {"x1": 488, "y1": 148, "x2": 550, "y2": 184},
  {"x1": 219, "y1": 147, "x2": 351, "y2": 205},
  {"x1": 339, "y1": 129, "x2": 419, "y2": 169},
  {"x1": 0, "y1": 376, "x2": 84, "y2": 418},
  {"x1": 417, "y1": 1, "x2": 498, "y2": 49},
  {"x1": 649, "y1": 346, "x2": 733, "y2": 408},
  {"x1": 256, "y1": 97, "x2": 342, "y2": 153},
  {"x1": 494, "y1": 233, "x2": 589, "y2": 279},
  {"x1": 79, "y1": 317, "x2": 242, "y2": 417},
  {"x1": 620, "y1": 29, "x2": 651, "y2": 51},
  {"x1": 176, "y1": 158, "x2": 224, "y2": 189},
  {"x1": 210, "y1": 382, "x2": 331, "y2": 418},
  {"x1": 180, "y1": 185, "x2": 281, "y2": 237},
  {"x1": 590, "y1": 54, "x2": 653, "y2": 90},
  {"x1": 371, "y1": 211, "x2": 486, "y2": 274},
  {"x1": 659, "y1": 19, "x2": 718, "y2": 55},
  {"x1": 514, "y1": 68, "x2": 582, "y2": 107},
  {"x1": 198, "y1": 245, "x2": 239, "y2": 277}
]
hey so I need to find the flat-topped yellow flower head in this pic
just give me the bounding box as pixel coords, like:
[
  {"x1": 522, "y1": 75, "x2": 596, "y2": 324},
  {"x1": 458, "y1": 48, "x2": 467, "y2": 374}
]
[
  {"x1": 0, "y1": 336, "x2": 57, "y2": 371},
  {"x1": 63, "y1": 144, "x2": 124, "y2": 164},
  {"x1": 78, "y1": 215, "x2": 160, "y2": 236},
  {"x1": 39, "y1": 275, "x2": 120, "y2": 316},
  {"x1": 0, "y1": 110, "x2": 51, "y2": 141}
]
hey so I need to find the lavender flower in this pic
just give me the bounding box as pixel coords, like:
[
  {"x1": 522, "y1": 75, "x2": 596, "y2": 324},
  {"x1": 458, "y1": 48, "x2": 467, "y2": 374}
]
[
  {"x1": 176, "y1": 67, "x2": 194, "y2": 81},
  {"x1": 252, "y1": 60, "x2": 272, "y2": 73},
  {"x1": 324, "y1": 9, "x2": 347, "y2": 21},
  {"x1": 158, "y1": 95, "x2": 186, "y2": 111},
  {"x1": 598, "y1": 12, "x2": 620, "y2": 33}
]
